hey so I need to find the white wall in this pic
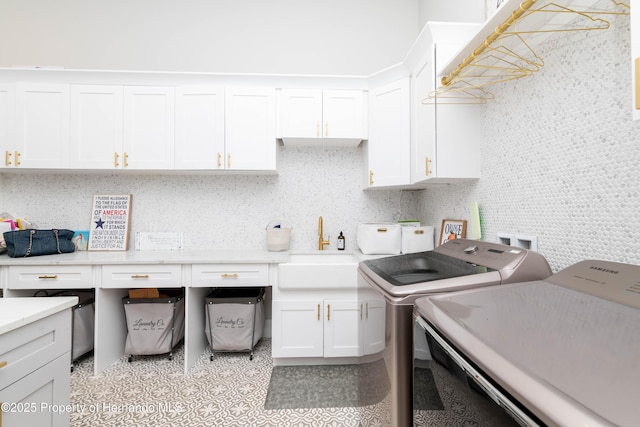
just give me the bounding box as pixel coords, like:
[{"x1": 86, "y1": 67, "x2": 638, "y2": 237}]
[
  {"x1": 418, "y1": 0, "x2": 485, "y2": 27},
  {"x1": 420, "y1": 14, "x2": 640, "y2": 272},
  {"x1": 0, "y1": 0, "x2": 420, "y2": 76}
]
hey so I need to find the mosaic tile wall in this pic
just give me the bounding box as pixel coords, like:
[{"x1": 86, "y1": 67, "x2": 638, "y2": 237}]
[
  {"x1": 0, "y1": 147, "x2": 421, "y2": 251},
  {"x1": 420, "y1": 13, "x2": 640, "y2": 272}
]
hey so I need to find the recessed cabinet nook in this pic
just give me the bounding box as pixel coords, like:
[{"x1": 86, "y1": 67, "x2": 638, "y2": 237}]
[{"x1": 278, "y1": 89, "x2": 366, "y2": 146}]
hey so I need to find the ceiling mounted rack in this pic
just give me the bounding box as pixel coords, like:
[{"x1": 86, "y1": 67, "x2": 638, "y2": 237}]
[{"x1": 424, "y1": 0, "x2": 629, "y2": 104}]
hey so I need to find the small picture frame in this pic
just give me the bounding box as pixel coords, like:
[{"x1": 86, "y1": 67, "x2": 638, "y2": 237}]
[{"x1": 439, "y1": 219, "x2": 467, "y2": 246}]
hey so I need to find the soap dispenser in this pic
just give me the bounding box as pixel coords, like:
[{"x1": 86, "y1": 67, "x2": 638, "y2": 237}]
[{"x1": 337, "y1": 231, "x2": 345, "y2": 250}]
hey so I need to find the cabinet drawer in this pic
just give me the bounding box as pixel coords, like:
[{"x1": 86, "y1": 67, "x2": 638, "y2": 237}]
[
  {"x1": 101, "y1": 264, "x2": 182, "y2": 288},
  {"x1": 191, "y1": 264, "x2": 268, "y2": 287},
  {"x1": 0, "y1": 309, "x2": 71, "y2": 390},
  {"x1": 6, "y1": 265, "x2": 93, "y2": 290}
]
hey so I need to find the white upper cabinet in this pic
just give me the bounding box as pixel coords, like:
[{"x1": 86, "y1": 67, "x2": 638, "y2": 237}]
[
  {"x1": 279, "y1": 89, "x2": 322, "y2": 138},
  {"x1": 70, "y1": 85, "x2": 124, "y2": 169},
  {"x1": 365, "y1": 78, "x2": 411, "y2": 188},
  {"x1": 13, "y1": 83, "x2": 70, "y2": 169},
  {"x1": 123, "y1": 86, "x2": 175, "y2": 169},
  {"x1": 0, "y1": 84, "x2": 15, "y2": 168},
  {"x1": 322, "y1": 90, "x2": 365, "y2": 139},
  {"x1": 409, "y1": 23, "x2": 481, "y2": 185},
  {"x1": 225, "y1": 87, "x2": 277, "y2": 171},
  {"x1": 174, "y1": 86, "x2": 225, "y2": 170},
  {"x1": 279, "y1": 89, "x2": 365, "y2": 146}
]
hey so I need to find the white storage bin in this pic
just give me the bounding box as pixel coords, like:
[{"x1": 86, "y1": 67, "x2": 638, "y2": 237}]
[
  {"x1": 401, "y1": 226, "x2": 434, "y2": 253},
  {"x1": 357, "y1": 223, "x2": 402, "y2": 255}
]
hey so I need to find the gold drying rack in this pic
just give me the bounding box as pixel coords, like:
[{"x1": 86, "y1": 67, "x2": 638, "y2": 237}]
[{"x1": 425, "y1": 0, "x2": 629, "y2": 104}]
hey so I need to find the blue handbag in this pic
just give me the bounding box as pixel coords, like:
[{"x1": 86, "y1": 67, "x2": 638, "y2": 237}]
[{"x1": 3, "y1": 229, "x2": 76, "y2": 257}]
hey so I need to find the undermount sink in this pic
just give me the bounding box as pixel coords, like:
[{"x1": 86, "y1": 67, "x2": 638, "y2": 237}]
[{"x1": 278, "y1": 252, "x2": 359, "y2": 289}]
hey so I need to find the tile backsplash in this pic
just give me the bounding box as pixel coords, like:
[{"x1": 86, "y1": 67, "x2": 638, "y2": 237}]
[
  {"x1": 0, "y1": 146, "x2": 421, "y2": 252},
  {"x1": 420, "y1": 13, "x2": 640, "y2": 272}
]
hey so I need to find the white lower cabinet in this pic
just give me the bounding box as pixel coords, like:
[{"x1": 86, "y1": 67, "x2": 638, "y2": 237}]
[
  {"x1": 0, "y1": 307, "x2": 73, "y2": 427},
  {"x1": 0, "y1": 352, "x2": 71, "y2": 427},
  {"x1": 272, "y1": 294, "x2": 385, "y2": 359},
  {"x1": 272, "y1": 300, "x2": 324, "y2": 358}
]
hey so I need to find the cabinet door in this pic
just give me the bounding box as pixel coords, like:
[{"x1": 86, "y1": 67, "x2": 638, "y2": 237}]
[
  {"x1": 272, "y1": 300, "x2": 323, "y2": 358},
  {"x1": 432, "y1": 41, "x2": 480, "y2": 180},
  {"x1": 175, "y1": 86, "x2": 225, "y2": 169},
  {"x1": 69, "y1": 85, "x2": 123, "y2": 169},
  {"x1": 0, "y1": 84, "x2": 15, "y2": 168},
  {"x1": 366, "y1": 79, "x2": 410, "y2": 188},
  {"x1": 322, "y1": 90, "x2": 365, "y2": 138},
  {"x1": 225, "y1": 87, "x2": 276, "y2": 171},
  {"x1": 362, "y1": 298, "x2": 385, "y2": 355},
  {"x1": 411, "y1": 45, "x2": 436, "y2": 182},
  {"x1": 322, "y1": 90, "x2": 365, "y2": 139},
  {"x1": 323, "y1": 299, "x2": 362, "y2": 358},
  {"x1": 279, "y1": 89, "x2": 323, "y2": 138},
  {"x1": 0, "y1": 352, "x2": 71, "y2": 427},
  {"x1": 15, "y1": 83, "x2": 70, "y2": 168},
  {"x1": 123, "y1": 86, "x2": 174, "y2": 169}
]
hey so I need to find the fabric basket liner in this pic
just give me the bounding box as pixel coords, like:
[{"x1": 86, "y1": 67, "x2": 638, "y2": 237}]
[
  {"x1": 123, "y1": 296, "x2": 185, "y2": 356},
  {"x1": 35, "y1": 290, "x2": 95, "y2": 361},
  {"x1": 205, "y1": 287, "x2": 265, "y2": 352}
]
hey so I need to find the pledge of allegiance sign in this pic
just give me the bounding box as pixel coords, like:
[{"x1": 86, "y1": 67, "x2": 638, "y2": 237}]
[{"x1": 88, "y1": 195, "x2": 132, "y2": 251}]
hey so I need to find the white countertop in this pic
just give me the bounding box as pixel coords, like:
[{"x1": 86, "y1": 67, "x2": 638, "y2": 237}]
[
  {"x1": 0, "y1": 249, "x2": 291, "y2": 265},
  {"x1": 0, "y1": 248, "x2": 380, "y2": 266},
  {"x1": 0, "y1": 296, "x2": 78, "y2": 335}
]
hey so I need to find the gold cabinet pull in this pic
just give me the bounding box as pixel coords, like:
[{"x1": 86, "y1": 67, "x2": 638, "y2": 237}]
[
  {"x1": 38, "y1": 275, "x2": 58, "y2": 279},
  {"x1": 414, "y1": 229, "x2": 425, "y2": 235},
  {"x1": 221, "y1": 273, "x2": 239, "y2": 279},
  {"x1": 114, "y1": 152, "x2": 120, "y2": 168},
  {"x1": 425, "y1": 156, "x2": 432, "y2": 176},
  {"x1": 317, "y1": 304, "x2": 321, "y2": 320},
  {"x1": 4, "y1": 150, "x2": 11, "y2": 166},
  {"x1": 0, "y1": 361, "x2": 7, "y2": 369},
  {"x1": 131, "y1": 274, "x2": 149, "y2": 279},
  {"x1": 14, "y1": 151, "x2": 20, "y2": 166},
  {"x1": 327, "y1": 304, "x2": 331, "y2": 321},
  {"x1": 217, "y1": 152, "x2": 222, "y2": 168},
  {"x1": 325, "y1": 121, "x2": 328, "y2": 137},
  {"x1": 227, "y1": 153, "x2": 231, "y2": 168},
  {"x1": 369, "y1": 170, "x2": 374, "y2": 185},
  {"x1": 124, "y1": 152, "x2": 129, "y2": 168},
  {"x1": 377, "y1": 228, "x2": 388, "y2": 233}
]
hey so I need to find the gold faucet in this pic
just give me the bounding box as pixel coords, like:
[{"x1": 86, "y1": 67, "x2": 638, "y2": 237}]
[{"x1": 318, "y1": 216, "x2": 330, "y2": 250}]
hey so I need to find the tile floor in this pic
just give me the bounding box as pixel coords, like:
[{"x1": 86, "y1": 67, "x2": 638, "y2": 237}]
[
  {"x1": 70, "y1": 339, "x2": 508, "y2": 426},
  {"x1": 69, "y1": 340, "x2": 389, "y2": 426}
]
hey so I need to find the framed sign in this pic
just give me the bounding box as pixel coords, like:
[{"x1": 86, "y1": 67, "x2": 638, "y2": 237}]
[
  {"x1": 88, "y1": 194, "x2": 132, "y2": 251},
  {"x1": 439, "y1": 219, "x2": 467, "y2": 246}
]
